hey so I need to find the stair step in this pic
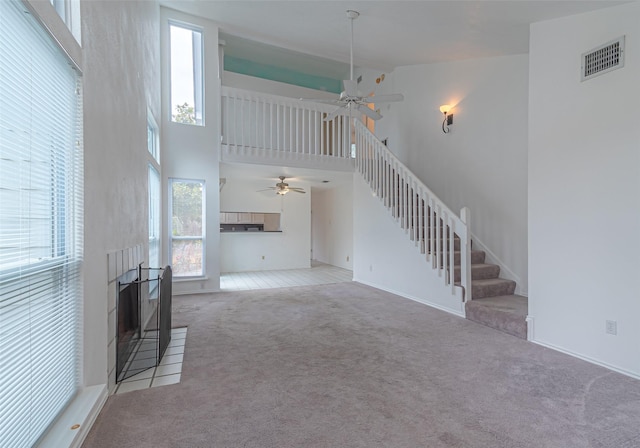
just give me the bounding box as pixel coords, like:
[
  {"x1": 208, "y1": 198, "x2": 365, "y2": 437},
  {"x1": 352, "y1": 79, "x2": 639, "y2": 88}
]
[
  {"x1": 449, "y1": 250, "x2": 485, "y2": 265},
  {"x1": 472, "y1": 278, "x2": 516, "y2": 299},
  {"x1": 453, "y1": 263, "x2": 500, "y2": 282},
  {"x1": 465, "y1": 295, "x2": 528, "y2": 339}
]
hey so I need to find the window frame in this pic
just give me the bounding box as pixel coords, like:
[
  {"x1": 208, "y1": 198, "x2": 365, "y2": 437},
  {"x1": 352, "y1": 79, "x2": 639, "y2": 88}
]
[
  {"x1": 168, "y1": 178, "x2": 206, "y2": 279},
  {"x1": 168, "y1": 20, "x2": 205, "y2": 126}
]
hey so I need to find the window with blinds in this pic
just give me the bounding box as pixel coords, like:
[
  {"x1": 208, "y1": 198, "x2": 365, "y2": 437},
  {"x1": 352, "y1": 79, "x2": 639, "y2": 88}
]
[{"x1": 0, "y1": 1, "x2": 83, "y2": 447}]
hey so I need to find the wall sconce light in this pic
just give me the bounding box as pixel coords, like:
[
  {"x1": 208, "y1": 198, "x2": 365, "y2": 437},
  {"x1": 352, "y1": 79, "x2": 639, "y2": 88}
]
[{"x1": 440, "y1": 105, "x2": 453, "y2": 133}]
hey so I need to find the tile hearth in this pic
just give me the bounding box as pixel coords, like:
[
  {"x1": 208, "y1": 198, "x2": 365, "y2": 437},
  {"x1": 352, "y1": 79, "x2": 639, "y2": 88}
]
[{"x1": 114, "y1": 327, "x2": 187, "y2": 395}]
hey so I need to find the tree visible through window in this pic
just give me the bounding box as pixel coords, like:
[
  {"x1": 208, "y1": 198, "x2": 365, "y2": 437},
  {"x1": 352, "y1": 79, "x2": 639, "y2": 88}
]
[
  {"x1": 169, "y1": 22, "x2": 203, "y2": 126},
  {"x1": 170, "y1": 179, "x2": 205, "y2": 277}
]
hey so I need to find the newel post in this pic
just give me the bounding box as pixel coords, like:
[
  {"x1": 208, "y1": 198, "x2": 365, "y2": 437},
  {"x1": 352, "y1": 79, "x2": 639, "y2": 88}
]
[{"x1": 460, "y1": 207, "x2": 472, "y2": 302}]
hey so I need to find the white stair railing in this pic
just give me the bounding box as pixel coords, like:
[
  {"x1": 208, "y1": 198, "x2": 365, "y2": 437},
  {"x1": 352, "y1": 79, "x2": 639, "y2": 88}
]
[
  {"x1": 221, "y1": 86, "x2": 352, "y2": 159},
  {"x1": 354, "y1": 120, "x2": 472, "y2": 301}
]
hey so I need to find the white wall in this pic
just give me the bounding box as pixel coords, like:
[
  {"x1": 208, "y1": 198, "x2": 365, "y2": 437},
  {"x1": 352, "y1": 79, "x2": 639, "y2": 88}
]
[
  {"x1": 528, "y1": 2, "x2": 640, "y2": 378},
  {"x1": 223, "y1": 70, "x2": 337, "y2": 100},
  {"x1": 311, "y1": 184, "x2": 354, "y2": 270},
  {"x1": 82, "y1": 0, "x2": 160, "y2": 388},
  {"x1": 353, "y1": 175, "x2": 464, "y2": 316},
  {"x1": 220, "y1": 177, "x2": 311, "y2": 272},
  {"x1": 160, "y1": 8, "x2": 221, "y2": 294},
  {"x1": 357, "y1": 56, "x2": 529, "y2": 295}
]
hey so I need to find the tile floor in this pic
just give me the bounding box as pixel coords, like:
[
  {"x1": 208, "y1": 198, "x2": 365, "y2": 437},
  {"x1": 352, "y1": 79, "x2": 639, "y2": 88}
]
[
  {"x1": 114, "y1": 327, "x2": 187, "y2": 394},
  {"x1": 220, "y1": 261, "x2": 353, "y2": 291}
]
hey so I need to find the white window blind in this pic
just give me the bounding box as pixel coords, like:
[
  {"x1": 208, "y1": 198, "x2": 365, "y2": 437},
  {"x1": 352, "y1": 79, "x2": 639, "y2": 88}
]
[{"x1": 0, "y1": 1, "x2": 83, "y2": 447}]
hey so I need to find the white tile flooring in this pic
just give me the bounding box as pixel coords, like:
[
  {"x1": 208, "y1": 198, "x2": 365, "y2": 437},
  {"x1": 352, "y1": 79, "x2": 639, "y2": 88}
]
[
  {"x1": 114, "y1": 327, "x2": 187, "y2": 394},
  {"x1": 220, "y1": 261, "x2": 353, "y2": 291}
]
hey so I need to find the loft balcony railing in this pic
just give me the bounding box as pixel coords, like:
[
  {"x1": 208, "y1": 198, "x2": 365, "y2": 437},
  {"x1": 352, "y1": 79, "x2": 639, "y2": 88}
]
[{"x1": 220, "y1": 86, "x2": 353, "y2": 169}]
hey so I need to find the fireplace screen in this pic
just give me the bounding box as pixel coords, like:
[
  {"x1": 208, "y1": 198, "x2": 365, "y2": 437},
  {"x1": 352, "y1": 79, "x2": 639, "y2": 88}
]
[{"x1": 116, "y1": 265, "x2": 173, "y2": 382}]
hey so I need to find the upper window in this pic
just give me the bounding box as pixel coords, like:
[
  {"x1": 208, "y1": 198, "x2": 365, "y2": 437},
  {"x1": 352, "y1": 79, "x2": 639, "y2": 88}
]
[
  {"x1": 50, "y1": 0, "x2": 81, "y2": 42},
  {"x1": 147, "y1": 112, "x2": 159, "y2": 163},
  {"x1": 169, "y1": 22, "x2": 204, "y2": 126}
]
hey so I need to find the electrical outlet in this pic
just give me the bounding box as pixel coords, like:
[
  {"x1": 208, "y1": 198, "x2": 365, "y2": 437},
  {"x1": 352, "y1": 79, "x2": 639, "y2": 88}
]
[
  {"x1": 605, "y1": 320, "x2": 617, "y2": 335},
  {"x1": 261, "y1": 255, "x2": 265, "y2": 260}
]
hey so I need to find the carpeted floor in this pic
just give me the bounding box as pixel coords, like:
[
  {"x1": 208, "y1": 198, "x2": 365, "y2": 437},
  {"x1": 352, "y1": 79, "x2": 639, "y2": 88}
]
[{"x1": 82, "y1": 282, "x2": 640, "y2": 448}]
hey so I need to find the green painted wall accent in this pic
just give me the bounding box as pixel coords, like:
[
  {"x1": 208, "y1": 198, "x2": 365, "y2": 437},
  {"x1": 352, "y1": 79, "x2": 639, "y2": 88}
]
[{"x1": 225, "y1": 55, "x2": 342, "y2": 94}]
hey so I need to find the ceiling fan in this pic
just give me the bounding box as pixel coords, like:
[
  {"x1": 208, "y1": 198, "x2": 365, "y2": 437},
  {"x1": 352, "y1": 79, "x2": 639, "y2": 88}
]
[
  {"x1": 301, "y1": 10, "x2": 403, "y2": 122},
  {"x1": 258, "y1": 176, "x2": 306, "y2": 195}
]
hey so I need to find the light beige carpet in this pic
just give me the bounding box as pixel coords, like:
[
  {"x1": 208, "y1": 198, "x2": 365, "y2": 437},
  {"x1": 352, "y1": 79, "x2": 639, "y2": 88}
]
[{"x1": 83, "y1": 282, "x2": 640, "y2": 448}]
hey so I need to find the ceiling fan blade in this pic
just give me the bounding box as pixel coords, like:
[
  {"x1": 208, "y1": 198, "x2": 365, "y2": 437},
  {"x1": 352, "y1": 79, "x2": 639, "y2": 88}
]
[
  {"x1": 364, "y1": 93, "x2": 404, "y2": 104},
  {"x1": 289, "y1": 189, "x2": 306, "y2": 194},
  {"x1": 343, "y1": 79, "x2": 357, "y2": 97},
  {"x1": 289, "y1": 187, "x2": 305, "y2": 191},
  {"x1": 357, "y1": 104, "x2": 383, "y2": 121},
  {"x1": 324, "y1": 106, "x2": 346, "y2": 122},
  {"x1": 300, "y1": 97, "x2": 342, "y2": 104},
  {"x1": 256, "y1": 188, "x2": 276, "y2": 192}
]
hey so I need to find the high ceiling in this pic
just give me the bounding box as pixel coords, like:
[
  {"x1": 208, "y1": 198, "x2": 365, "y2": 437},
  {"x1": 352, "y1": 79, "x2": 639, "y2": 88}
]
[{"x1": 162, "y1": 0, "x2": 628, "y2": 73}]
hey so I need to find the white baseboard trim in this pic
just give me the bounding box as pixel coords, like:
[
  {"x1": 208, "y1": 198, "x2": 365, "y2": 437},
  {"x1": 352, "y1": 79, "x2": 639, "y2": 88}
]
[
  {"x1": 526, "y1": 315, "x2": 534, "y2": 341},
  {"x1": 173, "y1": 288, "x2": 219, "y2": 296},
  {"x1": 531, "y1": 339, "x2": 640, "y2": 381},
  {"x1": 354, "y1": 278, "x2": 465, "y2": 318},
  {"x1": 37, "y1": 384, "x2": 108, "y2": 448}
]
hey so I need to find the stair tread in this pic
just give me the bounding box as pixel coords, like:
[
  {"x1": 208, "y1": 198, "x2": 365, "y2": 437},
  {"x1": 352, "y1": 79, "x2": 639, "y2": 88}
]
[
  {"x1": 466, "y1": 295, "x2": 527, "y2": 317},
  {"x1": 454, "y1": 263, "x2": 498, "y2": 271},
  {"x1": 470, "y1": 277, "x2": 516, "y2": 299},
  {"x1": 465, "y1": 295, "x2": 528, "y2": 339},
  {"x1": 472, "y1": 278, "x2": 516, "y2": 286}
]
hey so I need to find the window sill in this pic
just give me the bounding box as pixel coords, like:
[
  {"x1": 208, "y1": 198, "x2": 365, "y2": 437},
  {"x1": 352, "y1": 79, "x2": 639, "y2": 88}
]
[
  {"x1": 173, "y1": 276, "x2": 209, "y2": 283},
  {"x1": 36, "y1": 384, "x2": 107, "y2": 448}
]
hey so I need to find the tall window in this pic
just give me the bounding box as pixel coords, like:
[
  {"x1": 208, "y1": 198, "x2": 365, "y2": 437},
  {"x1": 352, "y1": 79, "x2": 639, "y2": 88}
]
[
  {"x1": 169, "y1": 22, "x2": 204, "y2": 126},
  {"x1": 147, "y1": 114, "x2": 160, "y2": 273},
  {"x1": 148, "y1": 165, "x2": 160, "y2": 269},
  {"x1": 169, "y1": 179, "x2": 205, "y2": 277},
  {"x1": 49, "y1": 0, "x2": 81, "y2": 42},
  {"x1": 0, "y1": 1, "x2": 83, "y2": 446}
]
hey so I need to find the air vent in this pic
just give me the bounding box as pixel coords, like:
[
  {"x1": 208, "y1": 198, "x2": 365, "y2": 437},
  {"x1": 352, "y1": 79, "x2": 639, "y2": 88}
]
[{"x1": 581, "y1": 36, "x2": 624, "y2": 81}]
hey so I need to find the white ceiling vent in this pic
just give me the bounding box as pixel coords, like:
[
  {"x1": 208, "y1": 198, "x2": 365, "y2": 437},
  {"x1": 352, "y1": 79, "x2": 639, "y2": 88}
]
[{"x1": 581, "y1": 36, "x2": 625, "y2": 82}]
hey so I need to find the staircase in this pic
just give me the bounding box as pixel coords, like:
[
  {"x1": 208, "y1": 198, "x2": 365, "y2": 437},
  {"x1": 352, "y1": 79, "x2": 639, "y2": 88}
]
[
  {"x1": 219, "y1": 87, "x2": 527, "y2": 339},
  {"x1": 455, "y1": 244, "x2": 527, "y2": 339},
  {"x1": 354, "y1": 120, "x2": 528, "y2": 339}
]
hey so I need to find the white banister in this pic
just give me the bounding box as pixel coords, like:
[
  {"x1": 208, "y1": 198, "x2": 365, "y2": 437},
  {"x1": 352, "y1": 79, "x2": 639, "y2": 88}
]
[
  {"x1": 221, "y1": 86, "x2": 352, "y2": 161},
  {"x1": 354, "y1": 120, "x2": 471, "y2": 300}
]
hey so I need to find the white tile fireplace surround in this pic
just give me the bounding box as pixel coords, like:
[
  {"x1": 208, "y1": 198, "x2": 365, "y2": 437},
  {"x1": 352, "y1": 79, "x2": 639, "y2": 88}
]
[{"x1": 106, "y1": 244, "x2": 150, "y2": 393}]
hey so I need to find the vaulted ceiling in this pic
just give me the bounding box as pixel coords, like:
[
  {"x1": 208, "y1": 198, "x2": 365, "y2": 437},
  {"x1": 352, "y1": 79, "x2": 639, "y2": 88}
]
[{"x1": 162, "y1": 0, "x2": 628, "y2": 74}]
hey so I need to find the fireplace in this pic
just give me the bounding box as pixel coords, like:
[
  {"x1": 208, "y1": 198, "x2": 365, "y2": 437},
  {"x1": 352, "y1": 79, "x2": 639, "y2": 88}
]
[{"x1": 116, "y1": 264, "x2": 173, "y2": 383}]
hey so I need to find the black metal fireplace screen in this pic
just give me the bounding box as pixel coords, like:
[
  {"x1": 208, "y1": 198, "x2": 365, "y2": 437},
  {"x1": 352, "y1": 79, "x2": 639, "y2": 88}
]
[{"x1": 116, "y1": 264, "x2": 172, "y2": 383}]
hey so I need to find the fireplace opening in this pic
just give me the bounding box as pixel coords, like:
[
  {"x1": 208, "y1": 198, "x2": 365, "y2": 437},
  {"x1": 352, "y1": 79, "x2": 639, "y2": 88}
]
[{"x1": 117, "y1": 277, "x2": 140, "y2": 377}]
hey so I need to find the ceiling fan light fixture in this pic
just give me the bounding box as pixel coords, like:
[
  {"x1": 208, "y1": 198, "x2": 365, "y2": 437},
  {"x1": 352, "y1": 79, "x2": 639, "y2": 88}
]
[{"x1": 298, "y1": 10, "x2": 403, "y2": 121}]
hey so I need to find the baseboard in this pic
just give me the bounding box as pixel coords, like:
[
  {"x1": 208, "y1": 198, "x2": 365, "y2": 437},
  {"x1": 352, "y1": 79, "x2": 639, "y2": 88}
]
[
  {"x1": 173, "y1": 288, "x2": 219, "y2": 296},
  {"x1": 526, "y1": 315, "x2": 534, "y2": 341},
  {"x1": 531, "y1": 339, "x2": 640, "y2": 381},
  {"x1": 354, "y1": 278, "x2": 465, "y2": 318},
  {"x1": 37, "y1": 384, "x2": 108, "y2": 448}
]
